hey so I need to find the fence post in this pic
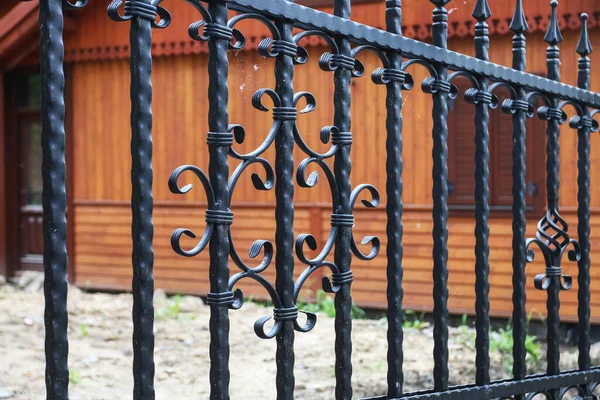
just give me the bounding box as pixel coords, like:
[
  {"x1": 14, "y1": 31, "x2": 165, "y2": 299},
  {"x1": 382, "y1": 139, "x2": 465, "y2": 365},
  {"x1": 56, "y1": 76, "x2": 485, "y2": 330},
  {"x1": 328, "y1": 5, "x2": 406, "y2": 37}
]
[
  {"x1": 509, "y1": 0, "x2": 529, "y2": 390},
  {"x1": 39, "y1": 0, "x2": 73, "y2": 397},
  {"x1": 575, "y1": 13, "x2": 594, "y2": 400},
  {"x1": 332, "y1": 0, "x2": 355, "y2": 397},
  {"x1": 273, "y1": 2, "x2": 297, "y2": 398},
  {"x1": 384, "y1": 0, "x2": 405, "y2": 397},
  {"x1": 472, "y1": 0, "x2": 492, "y2": 386},
  {"x1": 429, "y1": 0, "x2": 451, "y2": 392}
]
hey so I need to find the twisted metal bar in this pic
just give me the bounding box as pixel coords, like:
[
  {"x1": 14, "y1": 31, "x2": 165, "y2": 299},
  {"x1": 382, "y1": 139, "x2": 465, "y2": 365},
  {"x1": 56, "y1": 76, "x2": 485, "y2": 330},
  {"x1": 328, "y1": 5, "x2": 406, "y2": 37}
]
[
  {"x1": 575, "y1": 13, "x2": 594, "y2": 400},
  {"x1": 107, "y1": 0, "x2": 170, "y2": 397},
  {"x1": 523, "y1": 5, "x2": 581, "y2": 396},
  {"x1": 333, "y1": 0, "x2": 354, "y2": 396},
  {"x1": 206, "y1": 1, "x2": 232, "y2": 398},
  {"x1": 430, "y1": 0, "x2": 451, "y2": 392},
  {"x1": 509, "y1": 0, "x2": 529, "y2": 392},
  {"x1": 273, "y1": 4, "x2": 296, "y2": 397},
  {"x1": 471, "y1": 0, "x2": 493, "y2": 386},
  {"x1": 385, "y1": 1, "x2": 405, "y2": 396},
  {"x1": 39, "y1": 0, "x2": 82, "y2": 396}
]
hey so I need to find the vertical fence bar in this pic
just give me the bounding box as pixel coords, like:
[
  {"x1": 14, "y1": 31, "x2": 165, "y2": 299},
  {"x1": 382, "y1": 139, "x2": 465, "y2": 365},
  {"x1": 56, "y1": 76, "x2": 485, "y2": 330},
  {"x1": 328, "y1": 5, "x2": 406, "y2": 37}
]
[
  {"x1": 129, "y1": 7, "x2": 156, "y2": 399},
  {"x1": 575, "y1": 12, "x2": 593, "y2": 398},
  {"x1": 274, "y1": 7, "x2": 296, "y2": 400},
  {"x1": 543, "y1": 1, "x2": 563, "y2": 381},
  {"x1": 509, "y1": 0, "x2": 529, "y2": 390},
  {"x1": 472, "y1": 0, "x2": 491, "y2": 386},
  {"x1": 206, "y1": 2, "x2": 232, "y2": 399},
  {"x1": 333, "y1": 0, "x2": 354, "y2": 397},
  {"x1": 107, "y1": 1, "x2": 168, "y2": 397},
  {"x1": 385, "y1": 0, "x2": 405, "y2": 397},
  {"x1": 39, "y1": 0, "x2": 70, "y2": 397},
  {"x1": 429, "y1": 0, "x2": 451, "y2": 392}
]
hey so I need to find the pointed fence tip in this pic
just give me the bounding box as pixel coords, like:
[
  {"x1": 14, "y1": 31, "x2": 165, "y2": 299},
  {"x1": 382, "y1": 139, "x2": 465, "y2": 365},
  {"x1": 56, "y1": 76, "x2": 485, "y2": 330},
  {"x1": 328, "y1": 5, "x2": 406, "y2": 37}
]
[
  {"x1": 576, "y1": 13, "x2": 593, "y2": 57},
  {"x1": 544, "y1": 0, "x2": 563, "y2": 46},
  {"x1": 472, "y1": 0, "x2": 491, "y2": 22},
  {"x1": 509, "y1": 0, "x2": 529, "y2": 34}
]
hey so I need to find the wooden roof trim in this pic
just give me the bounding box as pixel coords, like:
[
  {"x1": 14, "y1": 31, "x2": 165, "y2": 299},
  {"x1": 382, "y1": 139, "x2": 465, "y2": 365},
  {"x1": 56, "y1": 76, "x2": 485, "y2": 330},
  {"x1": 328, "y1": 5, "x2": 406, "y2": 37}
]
[
  {"x1": 0, "y1": 1, "x2": 38, "y2": 40},
  {"x1": 64, "y1": 11, "x2": 600, "y2": 63}
]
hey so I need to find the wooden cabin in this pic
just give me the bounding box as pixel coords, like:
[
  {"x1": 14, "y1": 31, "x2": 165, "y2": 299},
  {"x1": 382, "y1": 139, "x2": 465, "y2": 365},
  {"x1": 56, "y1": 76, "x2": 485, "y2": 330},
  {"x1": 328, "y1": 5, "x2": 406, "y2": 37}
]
[{"x1": 1, "y1": 0, "x2": 600, "y2": 323}]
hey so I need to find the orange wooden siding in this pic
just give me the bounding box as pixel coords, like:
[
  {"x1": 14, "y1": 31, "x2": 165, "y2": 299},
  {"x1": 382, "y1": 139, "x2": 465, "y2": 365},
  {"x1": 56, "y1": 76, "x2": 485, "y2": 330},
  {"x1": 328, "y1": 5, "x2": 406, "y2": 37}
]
[{"x1": 70, "y1": 23, "x2": 600, "y2": 322}]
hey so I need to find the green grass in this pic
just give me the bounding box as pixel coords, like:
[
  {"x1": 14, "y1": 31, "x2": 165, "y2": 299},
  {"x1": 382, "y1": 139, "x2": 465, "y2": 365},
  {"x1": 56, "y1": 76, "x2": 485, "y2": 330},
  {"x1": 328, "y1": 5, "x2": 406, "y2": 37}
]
[
  {"x1": 297, "y1": 289, "x2": 365, "y2": 319},
  {"x1": 155, "y1": 294, "x2": 183, "y2": 320}
]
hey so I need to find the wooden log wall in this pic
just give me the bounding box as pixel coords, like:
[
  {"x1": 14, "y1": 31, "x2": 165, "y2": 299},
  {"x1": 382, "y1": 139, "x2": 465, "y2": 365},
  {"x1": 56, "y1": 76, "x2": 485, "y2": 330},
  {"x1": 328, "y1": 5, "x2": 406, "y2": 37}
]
[{"x1": 69, "y1": 5, "x2": 600, "y2": 322}]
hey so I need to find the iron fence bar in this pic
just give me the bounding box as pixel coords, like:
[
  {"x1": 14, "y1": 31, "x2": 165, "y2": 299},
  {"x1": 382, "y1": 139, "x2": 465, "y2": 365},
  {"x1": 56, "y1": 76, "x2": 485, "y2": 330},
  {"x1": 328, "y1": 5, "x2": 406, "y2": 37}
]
[
  {"x1": 543, "y1": 2, "x2": 564, "y2": 385},
  {"x1": 274, "y1": 4, "x2": 296, "y2": 399},
  {"x1": 364, "y1": 368, "x2": 600, "y2": 400},
  {"x1": 333, "y1": 0, "x2": 354, "y2": 397},
  {"x1": 509, "y1": 0, "x2": 529, "y2": 391},
  {"x1": 206, "y1": 2, "x2": 232, "y2": 398},
  {"x1": 128, "y1": 2, "x2": 157, "y2": 396},
  {"x1": 384, "y1": 0, "x2": 404, "y2": 397},
  {"x1": 39, "y1": 0, "x2": 72, "y2": 397},
  {"x1": 221, "y1": 0, "x2": 600, "y2": 108},
  {"x1": 575, "y1": 13, "x2": 593, "y2": 400},
  {"x1": 429, "y1": 0, "x2": 450, "y2": 392},
  {"x1": 472, "y1": 0, "x2": 491, "y2": 387}
]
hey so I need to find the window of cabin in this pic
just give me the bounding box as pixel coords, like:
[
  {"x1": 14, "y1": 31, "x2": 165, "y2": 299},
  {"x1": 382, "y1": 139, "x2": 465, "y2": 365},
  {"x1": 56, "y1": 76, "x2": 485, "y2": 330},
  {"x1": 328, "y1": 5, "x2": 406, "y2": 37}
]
[{"x1": 447, "y1": 77, "x2": 546, "y2": 214}]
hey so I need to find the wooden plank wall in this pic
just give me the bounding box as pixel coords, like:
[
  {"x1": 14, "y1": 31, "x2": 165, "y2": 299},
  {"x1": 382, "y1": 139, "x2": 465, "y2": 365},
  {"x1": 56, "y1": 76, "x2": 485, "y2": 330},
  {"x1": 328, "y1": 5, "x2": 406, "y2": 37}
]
[{"x1": 71, "y1": 28, "x2": 600, "y2": 322}]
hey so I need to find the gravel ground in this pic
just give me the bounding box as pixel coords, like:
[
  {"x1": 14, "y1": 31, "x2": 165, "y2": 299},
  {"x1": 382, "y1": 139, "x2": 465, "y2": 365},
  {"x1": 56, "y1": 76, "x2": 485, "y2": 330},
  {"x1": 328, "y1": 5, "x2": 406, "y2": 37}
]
[{"x1": 0, "y1": 273, "x2": 596, "y2": 399}]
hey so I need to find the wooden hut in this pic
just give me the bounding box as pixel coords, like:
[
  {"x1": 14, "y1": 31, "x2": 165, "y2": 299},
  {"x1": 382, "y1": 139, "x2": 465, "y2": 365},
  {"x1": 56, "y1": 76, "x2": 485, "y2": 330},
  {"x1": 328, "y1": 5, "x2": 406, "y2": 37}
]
[{"x1": 1, "y1": 0, "x2": 600, "y2": 323}]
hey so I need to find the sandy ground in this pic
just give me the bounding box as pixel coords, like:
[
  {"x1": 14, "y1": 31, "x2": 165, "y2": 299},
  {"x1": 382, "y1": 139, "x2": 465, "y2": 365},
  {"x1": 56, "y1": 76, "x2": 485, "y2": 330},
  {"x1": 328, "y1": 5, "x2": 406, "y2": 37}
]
[{"x1": 0, "y1": 275, "x2": 594, "y2": 400}]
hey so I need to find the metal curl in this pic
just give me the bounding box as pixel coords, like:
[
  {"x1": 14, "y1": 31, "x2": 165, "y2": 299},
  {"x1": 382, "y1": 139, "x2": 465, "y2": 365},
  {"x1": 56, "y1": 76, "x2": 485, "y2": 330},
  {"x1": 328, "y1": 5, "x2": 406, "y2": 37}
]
[
  {"x1": 448, "y1": 70, "x2": 480, "y2": 89},
  {"x1": 293, "y1": 91, "x2": 317, "y2": 114},
  {"x1": 152, "y1": 1, "x2": 171, "y2": 29},
  {"x1": 183, "y1": 0, "x2": 212, "y2": 41},
  {"x1": 229, "y1": 233, "x2": 274, "y2": 273},
  {"x1": 489, "y1": 81, "x2": 518, "y2": 100},
  {"x1": 293, "y1": 30, "x2": 339, "y2": 55},
  {"x1": 171, "y1": 226, "x2": 213, "y2": 257},
  {"x1": 526, "y1": 91, "x2": 552, "y2": 107},
  {"x1": 107, "y1": 0, "x2": 131, "y2": 22},
  {"x1": 525, "y1": 391, "x2": 552, "y2": 400},
  {"x1": 293, "y1": 261, "x2": 340, "y2": 333},
  {"x1": 227, "y1": 13, "x2": 281, "y2": 52},
  {"x1": 295, "y1": 229, "x2": 337, "y2": 266},
  {"x1": 228, "y1": 158, "x2": 274, "y2": 202},
  {"x1": 351, "y1": 45, "x2": 391, "y2": 69},
  {"x1": 292, "y1": 30, "x2": 339, "y2": 66},
  {"x1": 228, "y1": 271, "x2": 284, "y2": 339},
  {"x1": 559, "y1": 100, "x2": 584, "y2": 118},
  {"x1": 559, "y1": 385, "x2": 585, "y2": 399},
  {"x1": 168, "y1": 165, "x2": 215, "y2": 206},
  {"x1": 252, "y1": 88, "x2": 282, "y2": 111},
  {"x1": 401, "y1": 58, "x2": 439, "y2": 80},
  {"x1": 349, "y1": 184, "x2": 380, "y2": 260},
  {"x1": 168, "y1": 165, "x2": 218, "y2": 257},
  {"x1": 63, "y1": 0, "x2": 87, "y2": 10},
  {"x1": 296, "y1": 157, "x2": 340, "y2": 208},
  {"x1": 292, "y1": 92, "x2": 340, "y2": 159},
  {"x1": 107, "y1": 0, "x2": 170, "y2": 28}
]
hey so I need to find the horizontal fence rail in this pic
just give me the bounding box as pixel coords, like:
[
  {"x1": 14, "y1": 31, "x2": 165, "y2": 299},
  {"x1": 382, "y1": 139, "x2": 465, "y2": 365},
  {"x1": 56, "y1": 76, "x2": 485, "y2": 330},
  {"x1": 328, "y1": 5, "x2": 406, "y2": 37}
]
[{"x1": 31, "y1": 0, "x2": 600, "y2": 398}]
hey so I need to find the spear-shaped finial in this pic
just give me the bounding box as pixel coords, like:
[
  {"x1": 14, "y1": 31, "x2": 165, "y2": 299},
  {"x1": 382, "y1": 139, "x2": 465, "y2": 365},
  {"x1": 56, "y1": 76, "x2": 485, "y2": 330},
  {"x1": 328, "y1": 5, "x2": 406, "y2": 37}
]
[
  {"x1": 509, "y1": 0, "x2": 529, "y2": 35},
  {"x1": 544, "y1": 0, "x2": 563, "y2": 46},
  {"x1": 472, "y1": 0, "x2": 491, "y2": 22},
  {"x1": 576, "y1": 13, "x2": 593, "y2": 57}
]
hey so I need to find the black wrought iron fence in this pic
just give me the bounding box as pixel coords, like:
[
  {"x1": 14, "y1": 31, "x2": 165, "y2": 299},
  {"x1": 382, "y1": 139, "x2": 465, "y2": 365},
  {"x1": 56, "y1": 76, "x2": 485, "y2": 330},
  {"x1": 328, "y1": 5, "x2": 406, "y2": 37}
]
[{"x1": 34, "y1": 0, "x2": 600, "y2": 398}]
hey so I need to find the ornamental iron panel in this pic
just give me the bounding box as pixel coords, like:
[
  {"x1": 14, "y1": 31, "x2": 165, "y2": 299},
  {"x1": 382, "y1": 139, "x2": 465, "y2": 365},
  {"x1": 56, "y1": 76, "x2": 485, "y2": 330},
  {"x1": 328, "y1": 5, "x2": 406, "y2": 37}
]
[{"x1": 32, "y1": 0, "x2": 600, "y2": 398}]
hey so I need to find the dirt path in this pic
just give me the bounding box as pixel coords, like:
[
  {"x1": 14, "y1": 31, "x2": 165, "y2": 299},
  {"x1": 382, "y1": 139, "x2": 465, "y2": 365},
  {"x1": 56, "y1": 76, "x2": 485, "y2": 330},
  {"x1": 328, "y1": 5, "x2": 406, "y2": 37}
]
[{"x1": 0, "y1": 277, "x2": 588, "y2": 399}]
